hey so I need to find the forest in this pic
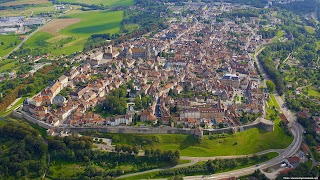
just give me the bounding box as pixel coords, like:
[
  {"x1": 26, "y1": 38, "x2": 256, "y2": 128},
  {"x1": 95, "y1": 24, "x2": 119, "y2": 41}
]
[{"x1": 0, "y1": 122, "x2": 180, "y2": 179}]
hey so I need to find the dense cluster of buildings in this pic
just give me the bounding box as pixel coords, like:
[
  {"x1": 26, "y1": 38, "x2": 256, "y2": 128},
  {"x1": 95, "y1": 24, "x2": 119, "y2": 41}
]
[
  {"x1": 0, "y1": 16, "x2": 49, "y2": 34},
  {"x1": 22, "y1": 3, "x2": 267, "y2": 130}
]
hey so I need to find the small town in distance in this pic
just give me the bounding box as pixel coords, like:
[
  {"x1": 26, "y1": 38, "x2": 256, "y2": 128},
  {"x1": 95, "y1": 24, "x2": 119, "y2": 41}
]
[{"x1": 0, "y1": 0, "x2": 319, "y2": 179}]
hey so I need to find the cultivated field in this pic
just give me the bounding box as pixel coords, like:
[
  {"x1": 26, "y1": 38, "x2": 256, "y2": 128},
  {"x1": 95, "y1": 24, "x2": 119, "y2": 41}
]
[
  {"x1": 0, "y1": 35, "x2": 21, "y2": 58},
  {"x1": 23, "y1": 10, "x2": 123, "y2": 56},
  {"x1": 57, "y1": 0, "x2": 134, "y2": 6},
  {"x1": 41, "y1": 18, "x2": 81, "y2": 36},
  {"x1": 61, "y1": 10, "x2": 123, "y2": 36}
]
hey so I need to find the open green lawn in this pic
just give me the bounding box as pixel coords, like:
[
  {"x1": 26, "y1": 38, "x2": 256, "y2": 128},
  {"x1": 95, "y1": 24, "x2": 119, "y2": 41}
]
[
  {"x1": 111, "y1": 119, "x2": 292, "y2": 157},
  {"x1": 308, "y1": 89, "x2": 320, "y2": 97},
  {"x1": 47, "y1": 161, "x2": 85, "y2": 179},
  {"x1": 24, "y1": 10, "x2": 123, "y2": 56},
  {"x1": 58, "y1": 0, "x2": 134, "y2": 6},
  {"x1": 269, "y1": 94, "x2": 280, "y2": 108},
  {"x1": 272, "y1": 30, "x2": 284, "y2": 42},
  {"x1": 24, "y1": 31, "x2": 85, "y2": 56},
  {"x1": 0, "y1": 35, "x2": 21, "y2": 58},
  {"x1": 178, "y1": 159, "x2": 191, "y2": 165},
  {"x1": 0, "y1": 119, "x2": 7, "y2": 127},
  {"x1": 305, "y1": 26, "x2": 315, "y2": 34},
  {"x1": 0, "y1": 59, "x2": 18, "y2": 73}
]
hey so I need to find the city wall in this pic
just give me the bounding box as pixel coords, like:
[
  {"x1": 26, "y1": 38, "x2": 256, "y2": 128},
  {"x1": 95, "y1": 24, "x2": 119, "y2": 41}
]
[{"x1": 13, "y1": 109, "x2": 274, "y2": 136}]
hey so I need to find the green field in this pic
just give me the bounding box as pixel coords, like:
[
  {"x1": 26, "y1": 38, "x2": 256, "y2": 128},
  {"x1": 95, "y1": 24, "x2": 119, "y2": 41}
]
[
  {"x1": 308, "y1": 89, "x2": 320, "y2": 97},
  {"x1": 305, "y1": 26, "x2": 315, "y2": 34},
  {"x1": 0, "y1": 35, "x2": 21, "y2": 58},
  {"x1": 61, "y1": 10, "x2": 123, "y2": 36},
  {"x1": 0, "y1": 59, "x2": 18, "y2": 73},
  {"x1": 48, "y1": 161, "x2": 85, "y2": 179},
  {"x1": 24, "y1": 10, "x2": 123, "y2": 56},
  {"x1": 58, "y1": 0, "x2": 134, "y2": 6},
  {"x1": 272, "y1": 30, "x2": 284, "y2": 42},
  {"x1": 110, "y1": 119, "x2": 292, "y2": 157},
  {"x1": 269, "y1": 94, "x2": 280, "y2": 109},
  {"x1": 24, "y1": 31, "x2": 84, "y2": 56},
  {"x1": 0, "y1": 119, "x2": 7, "y2": 127}
]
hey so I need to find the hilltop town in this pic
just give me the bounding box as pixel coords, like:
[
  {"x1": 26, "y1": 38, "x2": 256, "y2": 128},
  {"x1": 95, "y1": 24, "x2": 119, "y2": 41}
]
[
  {"x1": 17, "y1": 2, "x2": 271, "y2": 132},
  {"x1": 0, "y1": 0, "x2": 319, "y2": 179}
]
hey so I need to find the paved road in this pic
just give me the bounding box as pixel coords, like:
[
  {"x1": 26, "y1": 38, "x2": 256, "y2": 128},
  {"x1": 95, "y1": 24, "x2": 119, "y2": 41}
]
[
  {"x1": 3, "y1": 26, "x2": 42, "y2": 59},
  {"x1": 116, "y1": 158, "x2": 199, "y2": 179},
  {"x1": 3, "y1": 10, "x2": 70, "y2": 59},
  {"x1": 116, "y1": 149, "x2": 285, "y2": 179}
]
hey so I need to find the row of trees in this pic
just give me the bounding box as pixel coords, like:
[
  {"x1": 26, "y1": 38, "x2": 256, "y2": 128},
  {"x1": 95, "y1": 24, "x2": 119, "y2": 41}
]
[
  {"x1": 115, "y1": 144, "x2": 139, "y2": 155},
  {"x1": 144, "y1": 148, "x2": 180, "y2": 165},
  {"x1": 258, "y1": 47, "x2": 286, "y2": 95}
]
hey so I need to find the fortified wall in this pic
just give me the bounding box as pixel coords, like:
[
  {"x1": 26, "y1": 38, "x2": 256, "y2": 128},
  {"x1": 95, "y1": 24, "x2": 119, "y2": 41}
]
[{"x1": 14, "y1": 109, "x2": 274, "y2": 137}]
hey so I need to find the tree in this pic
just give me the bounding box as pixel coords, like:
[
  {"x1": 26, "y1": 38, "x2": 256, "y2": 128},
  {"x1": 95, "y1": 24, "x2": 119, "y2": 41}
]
[
  {"x1": 115, "y1": 145, "x2": 121, "y2": 153},
  {"x1": 266, "y1": 80, "x2": 276, "y2": 93},
  {"x1": 133, "y1": 146, "x2": 139, "y2": 155}
]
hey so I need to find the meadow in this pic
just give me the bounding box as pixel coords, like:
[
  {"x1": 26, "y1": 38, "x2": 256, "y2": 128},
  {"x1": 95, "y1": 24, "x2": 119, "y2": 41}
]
[
  {"x1": 305, "y1": 26, "x2": 315, "y2": 34},
  {"x1": 0, "y1": 35, "x2": 21, "y2": 58},
  {"x1": 0, "y1": 59, "x2": 18, "y2": 73},
  {"x1": 109, "y1": 119, "x2": 293, "y2": 157},
  {"x1": 57, "y1": 0, "x2": 134, "y2": 6},
  {"x1": 23, "y1": 10, "x2": 123, "y2": 56}
]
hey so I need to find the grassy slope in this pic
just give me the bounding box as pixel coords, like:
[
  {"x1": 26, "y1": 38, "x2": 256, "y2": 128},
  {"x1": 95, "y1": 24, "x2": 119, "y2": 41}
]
[
  {"x1": 113, "y1": 119, "x2": 293, "y2": 157},
  {"x1": 0, "y1": 35, "x2": 21, "y2": 57},
  {"x1": 58, "y1": 0, "x2": 134, "y2": 6},
  {"x1": 48, "y1": 161, "x2": 85, "y2": 179},
  {"x1": 0, "y1": 59, "x2": 18, "y2": 73},
  {"x1": 270, "y1": 94, "x2": 280, "y2": 108},
  {"x1": 308, "y1": 89, "x2": 320, "y2": 97}
]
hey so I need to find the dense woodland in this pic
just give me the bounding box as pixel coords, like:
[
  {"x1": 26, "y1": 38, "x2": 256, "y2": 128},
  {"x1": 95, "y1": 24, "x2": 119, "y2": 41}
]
[
  {"x1": 0, "y1": 122, "x2": 180, "y2": 179},
  {"x1": 0, "y1": 123, "x2": 48, "y2": 179}
]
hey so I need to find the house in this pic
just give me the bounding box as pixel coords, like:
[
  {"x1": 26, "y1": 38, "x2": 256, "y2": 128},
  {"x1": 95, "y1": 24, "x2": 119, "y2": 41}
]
[
  {"x1": 52, "y1": 96, "x2": 67, "y2": 107},
  {"x1": 58, "y1": 75, "x2": 69, "y2": 87},
  {"x1": 140, "y1": 109, "x2": 157, "y2": 123},
  {"x1": 106, "y1": 114, "x2": 132, "y2": 126},
  {"x1": 220, "y1": 74, "x2": 240, "y2": 87},
  {"x1": 180, "y1": 108, "x2": 225, "y2": 120},
  {"x1": 279, "y1": 114, "x2": 289, "y2": 125}
]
